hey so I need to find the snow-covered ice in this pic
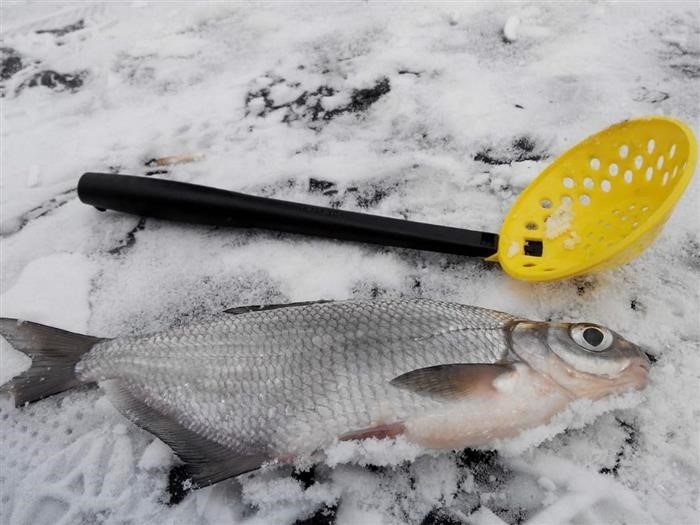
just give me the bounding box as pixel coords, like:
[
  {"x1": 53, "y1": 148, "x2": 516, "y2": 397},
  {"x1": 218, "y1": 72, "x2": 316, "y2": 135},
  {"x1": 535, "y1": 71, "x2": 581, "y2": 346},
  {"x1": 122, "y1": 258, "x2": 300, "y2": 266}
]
[{"x1": 1, "y1": 2, "x2": 698, "y2": 524}]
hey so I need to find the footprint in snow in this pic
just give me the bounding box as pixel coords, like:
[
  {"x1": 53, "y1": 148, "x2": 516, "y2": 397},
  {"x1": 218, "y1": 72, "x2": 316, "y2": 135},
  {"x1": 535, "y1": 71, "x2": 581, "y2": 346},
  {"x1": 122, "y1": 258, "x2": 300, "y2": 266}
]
[{"x1": 8, "y1": 426, "x2": 139, "y2": 525}]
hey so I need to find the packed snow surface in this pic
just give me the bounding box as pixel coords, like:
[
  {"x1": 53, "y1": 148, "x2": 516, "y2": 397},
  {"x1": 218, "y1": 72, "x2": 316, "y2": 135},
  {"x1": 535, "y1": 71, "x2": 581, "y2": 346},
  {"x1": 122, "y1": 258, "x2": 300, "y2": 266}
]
[{"x1": 1, "y1": 2, "x2": 699, "y2": 524}]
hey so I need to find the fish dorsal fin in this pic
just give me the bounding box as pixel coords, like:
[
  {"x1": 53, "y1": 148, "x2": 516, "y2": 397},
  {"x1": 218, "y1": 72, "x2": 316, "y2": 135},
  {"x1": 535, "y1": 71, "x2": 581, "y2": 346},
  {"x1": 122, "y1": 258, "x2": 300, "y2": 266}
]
[
  {"x1": 389, "y1": 364, "x2": 515, "y2": 400},
  {"x1": 223, "y1": 299, "x2": 332, "y2": 315},
  {"x1": 102, "y1": 380, "x2": 269, "y2": 500}
]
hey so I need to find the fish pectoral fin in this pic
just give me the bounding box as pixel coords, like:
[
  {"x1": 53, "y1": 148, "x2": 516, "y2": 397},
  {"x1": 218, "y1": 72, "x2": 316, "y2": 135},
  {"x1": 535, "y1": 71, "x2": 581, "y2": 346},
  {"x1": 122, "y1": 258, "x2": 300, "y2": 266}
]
[
  {"x1": 389, "y1": 363, "x2": 516, "y2": 400},
  {"x1": 102, "y1": 381, "x2": 269, "y2": 494},
  {"x1": 338, "y1": 422, "x2": 406, "y2": 441},
  {"x1": 223, "y1": 299, "x2": 332, "y2": 315}
]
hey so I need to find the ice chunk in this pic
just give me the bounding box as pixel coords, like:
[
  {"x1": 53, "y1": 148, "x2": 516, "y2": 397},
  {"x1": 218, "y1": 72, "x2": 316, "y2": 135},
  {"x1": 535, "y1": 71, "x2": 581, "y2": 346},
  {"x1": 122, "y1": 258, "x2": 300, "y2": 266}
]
[
  {"x1": 269, "y1": 83, "x2": 304, "y2": 106},
  {"x1": 321, "y1": 93, "x2": 351, "y2": 112},
  {"x1": 503, "y1": 16, "x2": 520, "y2": 43}
]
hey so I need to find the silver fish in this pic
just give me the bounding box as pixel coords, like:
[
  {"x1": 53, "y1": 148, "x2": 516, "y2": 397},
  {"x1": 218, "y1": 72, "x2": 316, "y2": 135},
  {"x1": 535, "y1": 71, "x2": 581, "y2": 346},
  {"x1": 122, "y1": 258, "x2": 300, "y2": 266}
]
[{"x1": 0, "y1": 299, "x2": 649, "y2": 490}]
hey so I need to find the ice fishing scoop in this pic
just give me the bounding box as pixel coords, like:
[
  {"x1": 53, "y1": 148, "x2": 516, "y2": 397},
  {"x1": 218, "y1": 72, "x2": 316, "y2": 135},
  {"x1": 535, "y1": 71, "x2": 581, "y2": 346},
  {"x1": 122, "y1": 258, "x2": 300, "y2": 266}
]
[{"x1": 78, "y1": 116, "x2": 696, "y2": 281}]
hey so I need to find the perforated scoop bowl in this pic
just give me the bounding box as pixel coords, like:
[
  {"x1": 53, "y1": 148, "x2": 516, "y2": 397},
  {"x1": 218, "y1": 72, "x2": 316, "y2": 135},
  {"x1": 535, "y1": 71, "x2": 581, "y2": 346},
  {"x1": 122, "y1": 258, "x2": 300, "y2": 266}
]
[{"x1": 496, "y1": 116, "x2": 698, "y2": 281}]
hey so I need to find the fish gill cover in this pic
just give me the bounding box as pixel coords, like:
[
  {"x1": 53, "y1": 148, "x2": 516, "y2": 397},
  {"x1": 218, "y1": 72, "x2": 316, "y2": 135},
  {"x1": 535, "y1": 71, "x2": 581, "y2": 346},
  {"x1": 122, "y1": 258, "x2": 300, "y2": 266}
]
[{"x1": 0, "y1": 2, "x2": 698, "y2": 524}]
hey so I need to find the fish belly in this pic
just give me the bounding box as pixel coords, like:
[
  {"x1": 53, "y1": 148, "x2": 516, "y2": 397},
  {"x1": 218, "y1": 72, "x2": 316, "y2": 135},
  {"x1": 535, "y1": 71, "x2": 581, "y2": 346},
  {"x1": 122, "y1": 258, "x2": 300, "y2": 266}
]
[{"x1": 403, "y1": 363, "x2": 573, "y2": 449}]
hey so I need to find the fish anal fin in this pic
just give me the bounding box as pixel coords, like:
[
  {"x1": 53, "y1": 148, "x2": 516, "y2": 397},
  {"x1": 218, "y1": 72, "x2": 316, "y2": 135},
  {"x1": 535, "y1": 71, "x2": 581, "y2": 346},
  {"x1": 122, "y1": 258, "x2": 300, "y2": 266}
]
[
  {"x1": 223, "y1": 299, "x2": 331, "y2": 315},
  {"x1": 339, "y1": 422, "x2": 406, "y2": 442},
  {"x1": 389, "y1": 363, "x2": 515, "y2": 400},
  {"x1": 102, "y1": 380, "x2": 269, "y2": 493}
]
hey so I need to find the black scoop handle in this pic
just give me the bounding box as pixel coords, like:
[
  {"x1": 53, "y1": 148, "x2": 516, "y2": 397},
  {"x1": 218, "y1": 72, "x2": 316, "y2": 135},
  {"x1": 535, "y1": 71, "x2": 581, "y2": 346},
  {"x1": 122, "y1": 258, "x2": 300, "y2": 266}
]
[{"x1": 77, "y1": 172, "x2": 499, "y2": 257}]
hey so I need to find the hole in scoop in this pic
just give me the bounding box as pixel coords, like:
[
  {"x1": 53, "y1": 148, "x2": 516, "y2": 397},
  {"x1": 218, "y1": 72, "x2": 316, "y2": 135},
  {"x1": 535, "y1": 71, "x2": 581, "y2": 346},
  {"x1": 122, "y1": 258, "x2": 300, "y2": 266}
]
[
  {"x1": 522, "y1": 263, "x2": 536, "y2": 268},
  {"x1": 641, "y1": 205, "x2": 649, "y2": 212},
  {"x1": 601, "y1": 180, "x2": 611, "y2": 192},
  {"x1": 634, "y1": 155, "x2": 643, "y2": 170},
  {"x1": 540, "y1": 198, "x2": 552, "y2": 209},
  {"x1": 544, "y1": 268, "x2": 555, "y2": 272},
  {"x1": 561, "y1": 195, "x2": 573, "y2": 206},
  {"x1": 583, "y1": 177, "x2": 594, "y2": 189},
  {"x1": 669, "y1": 144, "x2": 677, "y2": 158},
  {"x1": 590, "y1": 158, "x2": 601, "y2": 170},
  {"x1": 608, "y1": 163, "x2": 619, "y2": 176},
  {"x1": 662, "y1": 172, "x2": 669, "y2": 185},
  {"x1": 619, "y1": 144, "x2": 629, "y2": 158},
  {"x1": 563, "y1": 177, "x2": 575, "y2": 188},
  {"x1": 624, "y1": 170, "x2": 633, "y2": 183},
  {"x1": 524, "y1": 240, "x2": 543, "y2": 256},
  {"x1": 657, "y1": 155, "x2": 665, "y2": 170},
  {"x1": 579, "y1": 194, "x2": 591, "y2": 205},
  {"x1": 672, "y1": 166, "x2": 678, "y2": 178},
  {"x1": 647, "y1": 139, "x2": 655, "y2": 154},
  {"x1": 525, "y1": 222, "x2": 538, "y2": 231},
  {"x1": 645, "y1": 167, "x2": 653, "y2": 181}
]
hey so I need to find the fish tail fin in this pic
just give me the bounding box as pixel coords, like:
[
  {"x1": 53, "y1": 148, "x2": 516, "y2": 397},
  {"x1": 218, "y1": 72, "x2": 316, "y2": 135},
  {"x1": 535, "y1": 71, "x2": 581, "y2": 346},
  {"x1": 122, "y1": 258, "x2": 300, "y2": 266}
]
[{"x1": 0, "y1": 318, "x2": 107, "y2": 407}]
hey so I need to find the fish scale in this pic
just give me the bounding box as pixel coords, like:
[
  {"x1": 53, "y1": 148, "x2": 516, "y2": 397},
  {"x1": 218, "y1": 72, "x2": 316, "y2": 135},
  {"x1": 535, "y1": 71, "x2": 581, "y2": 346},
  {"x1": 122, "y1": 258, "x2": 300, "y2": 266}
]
[{"x1": 76, "y1": 299, "x2": 516, "y2": 456}]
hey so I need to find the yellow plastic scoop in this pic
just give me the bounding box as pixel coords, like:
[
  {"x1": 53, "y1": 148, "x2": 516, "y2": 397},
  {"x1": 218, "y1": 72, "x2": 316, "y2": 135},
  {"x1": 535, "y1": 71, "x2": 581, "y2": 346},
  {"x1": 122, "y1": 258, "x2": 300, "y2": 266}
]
[
  {"x1": 78, "y1": 116, "x2": 697, "y2": 282},
  {"x1": 495, "y1": 116, "x2": 697, "y2": 281}
]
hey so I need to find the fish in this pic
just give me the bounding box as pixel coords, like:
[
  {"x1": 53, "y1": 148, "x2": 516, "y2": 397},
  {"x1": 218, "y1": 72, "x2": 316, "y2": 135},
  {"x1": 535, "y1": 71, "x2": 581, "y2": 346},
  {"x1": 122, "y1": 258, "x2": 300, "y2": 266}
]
[{"x1": 0, "y1": 298, "x2": 649, "y2": 493}]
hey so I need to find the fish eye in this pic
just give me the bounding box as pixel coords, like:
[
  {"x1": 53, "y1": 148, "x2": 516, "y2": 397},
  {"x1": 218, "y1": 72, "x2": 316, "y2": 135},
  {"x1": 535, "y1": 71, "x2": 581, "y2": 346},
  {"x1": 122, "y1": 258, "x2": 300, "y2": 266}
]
[{"x1": 570, "y1": 324, "x2": 613, "y2": 352}]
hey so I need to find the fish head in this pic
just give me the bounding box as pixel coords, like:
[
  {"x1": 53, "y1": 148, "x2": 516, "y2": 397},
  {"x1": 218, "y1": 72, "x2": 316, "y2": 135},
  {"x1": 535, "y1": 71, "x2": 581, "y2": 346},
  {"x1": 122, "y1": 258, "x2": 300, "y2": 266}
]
[{"x1": 509, "y1": 321, "x2": 650, "y2": 400}]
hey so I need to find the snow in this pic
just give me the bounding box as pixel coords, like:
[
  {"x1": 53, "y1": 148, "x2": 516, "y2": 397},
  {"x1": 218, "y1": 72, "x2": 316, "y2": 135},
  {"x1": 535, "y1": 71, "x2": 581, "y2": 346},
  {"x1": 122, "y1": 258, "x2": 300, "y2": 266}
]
[
  {"x1": 545, "y1": 201, "x2": 574, "y2": 239},
  {"x1": 0, "y1": 252, "x2": 97, "y2": 332},
  {"x1": 137, "y1": 439, "x2": 175, "y2": 471},
  {"x1": 1, "y1": 2, "x2": 699, "y2": 524},
  {"x1": 469, "y1": 507, "x2": 509, "y2": 525},
  {"x1": 0, "y1": 337, "x2": 29, "y2": 386},
  {"x1": 503, "y1": 16, "x2": 520, "y2": 43},
  {"x1": 324, "y1": 436, "x2": 425, "y2": 469}
]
